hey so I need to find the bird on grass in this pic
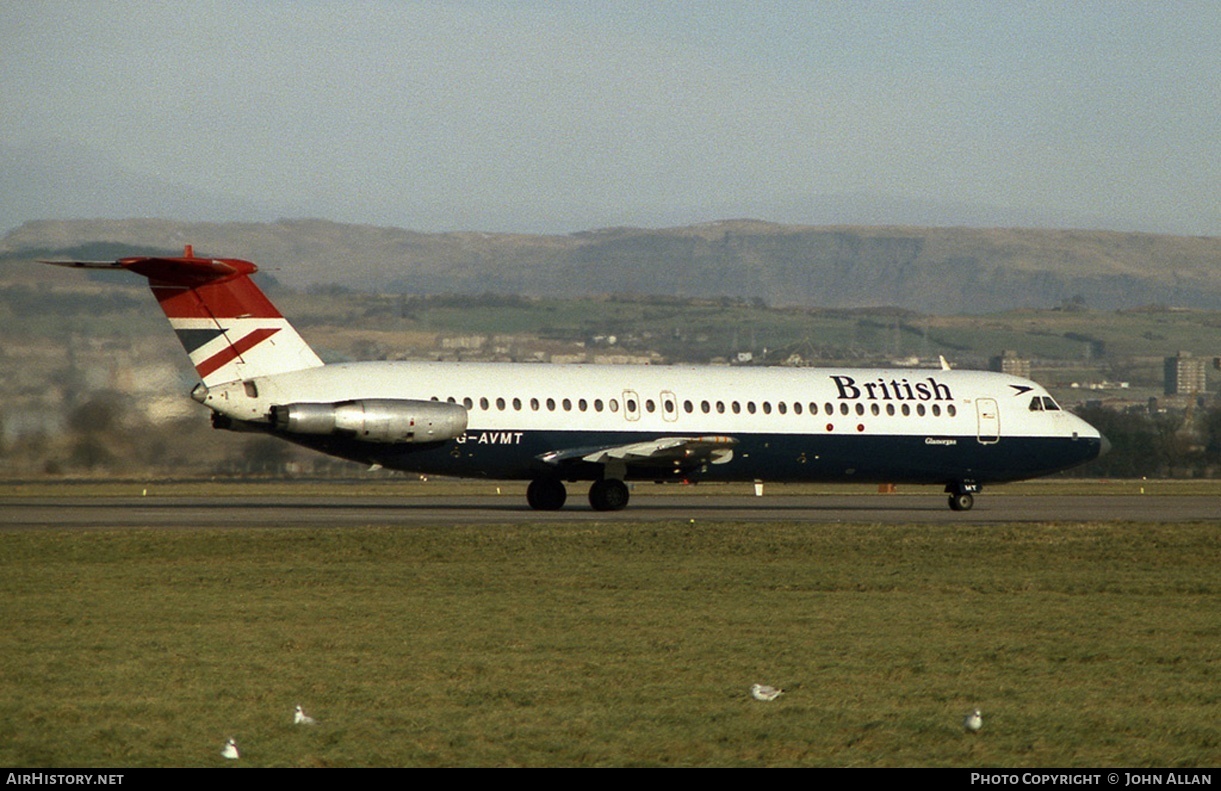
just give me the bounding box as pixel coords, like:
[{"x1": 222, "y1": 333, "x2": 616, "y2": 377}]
[
  {"x1": 751, "y1": 684, "x2": 784, "y2": 701},
  {"x1": 221, "y1": 738, "x2": 240, "y2": 760},
  {"x1": 294, "y1": 705, "x2": 317, "y2": 725},
  {"x1": 964, "y1": 709, "x2": 983, "y2": 733}
]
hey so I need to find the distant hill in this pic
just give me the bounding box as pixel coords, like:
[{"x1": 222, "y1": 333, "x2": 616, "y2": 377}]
[{"x1": 3, "y1": 218, "x2": 1219, "y2": 313}]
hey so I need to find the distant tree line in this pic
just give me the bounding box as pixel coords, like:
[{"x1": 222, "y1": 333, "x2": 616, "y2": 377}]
[{"x1": 1, "y1": 284, "x2": 144, "y2": 318}]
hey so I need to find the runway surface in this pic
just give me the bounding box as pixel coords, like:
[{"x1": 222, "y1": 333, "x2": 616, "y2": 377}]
[{"x1": 3, "y1": 493, "x2": 1220, "y2": 529}]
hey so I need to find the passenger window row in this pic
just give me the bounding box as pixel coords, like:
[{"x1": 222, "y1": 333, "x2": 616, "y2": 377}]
[
  {"x1": 685, "y1": 399, "x2": 957, "y2": 419},
  {"x1": 429, "y1": 394, "x2": 959, "y2": 419}
]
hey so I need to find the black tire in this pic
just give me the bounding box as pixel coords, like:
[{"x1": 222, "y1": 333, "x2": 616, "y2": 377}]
[
  {"x1": 588, "y1": 479, "x2": 630, "y2": 511},
  {"x1": 948, "y1": 492, "x2": 975, "y2": 511},
  {"x1": 527, "y1": 478, "x2": 567, "y2": 511}
]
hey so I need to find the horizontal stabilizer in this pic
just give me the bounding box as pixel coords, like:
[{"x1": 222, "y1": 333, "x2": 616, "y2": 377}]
[
  {"x1": 38, "y1": 259, "x2": 125, "y2": 269},
  {"x1": 43, "y1": 248, "x2": 265, "y2": 293}
]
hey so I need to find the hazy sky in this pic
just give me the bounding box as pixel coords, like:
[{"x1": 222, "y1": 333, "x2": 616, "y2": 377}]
[{"x1": 2, "y1": 1, "x2": 1217, "y2": 235}]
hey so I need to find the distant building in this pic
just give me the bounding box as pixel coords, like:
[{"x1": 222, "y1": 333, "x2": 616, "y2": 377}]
[
  {"x1": 592, "y1": 354, "x2": 655, "y2": 365},
  {"x1": 1164, "y1": 351, "x2": 1207, "y2": 395},
  {"x1": 440, "y1": 335, "x2": 485, "y2": 351},
  {"x1": 989, "y1": 350, "x2": 1030, "y2": 379}
]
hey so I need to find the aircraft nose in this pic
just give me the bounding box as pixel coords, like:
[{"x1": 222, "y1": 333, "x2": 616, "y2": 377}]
[{"x1": 1098, "y1": 433, "x2": 1112, "y2": 458}]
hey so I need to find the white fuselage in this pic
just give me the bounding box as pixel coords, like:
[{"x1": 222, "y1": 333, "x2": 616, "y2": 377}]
[{"x1": 197, "y1": 360, "x2": 1103, "y2": 486}]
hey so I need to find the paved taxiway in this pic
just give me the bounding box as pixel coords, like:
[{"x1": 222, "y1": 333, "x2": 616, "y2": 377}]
[{"x1": 3, "y1": 494, "x2": 1219, "y2": 529}]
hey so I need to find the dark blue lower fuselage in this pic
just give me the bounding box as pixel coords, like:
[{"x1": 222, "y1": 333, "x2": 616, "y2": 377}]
[{"x1": 281, "y1": 429, "x2": 1104, "y2": 487}]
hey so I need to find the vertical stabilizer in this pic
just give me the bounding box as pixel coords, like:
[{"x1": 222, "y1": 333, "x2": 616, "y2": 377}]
[{"x1": 43, "y1": 247, "x2": 324, "y2": 386}]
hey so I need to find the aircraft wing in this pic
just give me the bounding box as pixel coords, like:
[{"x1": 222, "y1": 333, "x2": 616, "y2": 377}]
[{"x1": 538, "y1": 435, "x2": 738, "y2": 472}]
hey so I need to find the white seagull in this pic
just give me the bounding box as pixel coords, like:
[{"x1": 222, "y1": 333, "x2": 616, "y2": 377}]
[
  {"x1": 751, "y1": 683, "x2": 784, "y2": 701},
  {"x1": 964, "y1": 709, "x2": 983, "y2": 733},
  {"x1": 294, "y1": 705, "x2": 317, "y2": 725},
  {"x1": 221, "y1": 738, "x2": 240, "y2": 759}
]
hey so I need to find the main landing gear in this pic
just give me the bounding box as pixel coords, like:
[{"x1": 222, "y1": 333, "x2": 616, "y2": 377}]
[
  {"x1": 526, "y1": 477, "x2": 566, "y2": 511},
  {"x1": 526, "y1": 478, "x2": 631, "y2": 512},
  {"x1": 946, "y1": 481, "x2": 980, "y2": 511},
  {"x1": 588, "y1": 478, "x2": 630, "y2": 512}
]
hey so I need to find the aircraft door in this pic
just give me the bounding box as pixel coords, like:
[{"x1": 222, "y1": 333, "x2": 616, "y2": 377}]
[
  {"x1": 622, "y1": 390, "x2": 641, "y2": 422},
  {"x1": 976, "y1": 398, "x2": 1000, "y2": 444}
]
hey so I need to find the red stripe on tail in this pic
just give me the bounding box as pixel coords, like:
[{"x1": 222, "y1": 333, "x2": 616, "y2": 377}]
[{"x1": 195, "y1": 327, "x2": 281, "y2": 379}]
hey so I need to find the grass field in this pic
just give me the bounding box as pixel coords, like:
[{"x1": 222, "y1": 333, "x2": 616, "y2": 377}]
[{"x1": 1, "y1": 504, "x2": 1217, "y2": 767}]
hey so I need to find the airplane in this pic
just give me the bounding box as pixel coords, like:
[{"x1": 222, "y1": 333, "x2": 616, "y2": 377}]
[{"x1": 43, "y1": 246, "x2": 1109, "y2": 512}]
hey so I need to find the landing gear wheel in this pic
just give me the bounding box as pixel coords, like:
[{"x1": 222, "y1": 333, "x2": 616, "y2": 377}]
[
  {"x1": 588, "y1": 479, "x2": 630, "y2": 512},
  {"x1": 527, "y1": 478, "x2": 567, "y2": 511},
  {"x1": 948, "y1": 492, "x2": 975, "y2": 511}
]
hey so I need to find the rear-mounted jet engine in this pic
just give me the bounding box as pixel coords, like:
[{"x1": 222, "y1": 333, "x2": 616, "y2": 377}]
[{"x1": 270, "y1": 399, "x2": 467, "y2": 444}]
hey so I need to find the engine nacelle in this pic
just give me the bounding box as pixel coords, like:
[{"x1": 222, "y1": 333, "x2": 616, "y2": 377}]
[{"x1": 269, "y1": 399, "x2": 468, "y2": 444}]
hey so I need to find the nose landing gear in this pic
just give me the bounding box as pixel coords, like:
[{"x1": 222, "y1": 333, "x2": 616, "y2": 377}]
[
  {"x1": 946, "y1": 480, "x2": 980, "y2": 511},
  {"x1": 948, "y1": 492, "x2": 975, "y2": 511}
]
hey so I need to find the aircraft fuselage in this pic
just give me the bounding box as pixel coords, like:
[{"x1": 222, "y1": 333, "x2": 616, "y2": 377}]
[{"x1": 199, "y1": 360, "x2": 1104, "y2": 488}]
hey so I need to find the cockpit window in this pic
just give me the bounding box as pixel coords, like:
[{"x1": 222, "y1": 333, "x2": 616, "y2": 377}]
[{"x1": 1030, "y1": 396, "x2": 1062, "y2": 412}]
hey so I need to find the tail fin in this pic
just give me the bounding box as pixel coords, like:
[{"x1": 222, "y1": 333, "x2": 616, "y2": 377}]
[{"x1": 42, "y1": 246, "x2": 323, "y2": 386}]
